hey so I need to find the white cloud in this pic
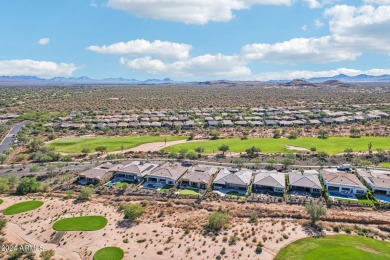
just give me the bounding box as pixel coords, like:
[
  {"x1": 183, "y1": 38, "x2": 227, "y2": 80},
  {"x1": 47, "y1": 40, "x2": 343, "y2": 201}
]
[
  {"x1": 325, "y1": 5, "x2": 390, "y2": 53},
  {"x1": 241, "y1": 36, "x2": 360, "y2": 64},
  {"x1": 363, "y1": 0, "x2": 390, "y2": 4},
  {"x1": 241, "y1": 4, "x2": 390, "y2": 64},
  {"x1": 121, "y1": 54, "x2": 251, "y2": 79},
  {"x1": 303, "y1": 0, "x2": 321, "y2": 9},
  {"x1": 107, "y1": 0, "x2": 292, "y2": 24},
  {"x1": 314, "y1": 18, "x2": 324, "y2": 28},
  {"x1": 0, "y1": 59, "x2": 78, "y2": 78},
  {"x1": 37, "y1": 38, "x2": 50, "y2": 45},
  {"x1": 253, "y1": 68, "x2": 390, "y2": 81},
  {"x1": 87, "y1": 39, "x2": 192, "y2": 60}
]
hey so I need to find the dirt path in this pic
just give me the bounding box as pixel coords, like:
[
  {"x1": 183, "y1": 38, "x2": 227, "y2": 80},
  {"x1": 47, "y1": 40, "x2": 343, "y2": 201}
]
[{"x1": 6, "y1": 222, "x2": 81, "y2": 260}]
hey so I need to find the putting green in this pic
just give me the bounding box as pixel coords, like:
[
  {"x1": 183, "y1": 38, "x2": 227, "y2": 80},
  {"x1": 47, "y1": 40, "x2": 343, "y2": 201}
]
[
  {"x1": 53, "y1": 216, "x2": 108, "y2": 231},
  {"x1": 48, "y1": 135, "x2": 187, "y2": 153},
  {"x1": 164, "y1": 137, "x2": 390, "y2": 155},
  {"x1": 275, "y1": 235, "x2": 390, "y2": 260},
  {"x1": 3, "y1": 201, "x2": 43, "y2": 215},
  {"x1": 93, "y1": 247, "x2": 124, "y2": 260}
]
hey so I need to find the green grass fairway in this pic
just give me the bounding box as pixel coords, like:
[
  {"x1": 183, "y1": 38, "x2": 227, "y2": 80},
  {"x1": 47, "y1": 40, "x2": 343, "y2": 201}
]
[
  {"x1": 226, "y1": 191, "x2": 246, "y2": 199},
  {"x1": 179, "y1": 188, "x2": 200, "y2": 196},
  {"x1": 164, "y1": 137, "x2": 390, "y2": 155},
  {"x1": 93, "y1": 247, "x2": 124, "y2": 260},
  {"x1": 53, "y1": 216, "x2": 108, "y2": 231},
  {"x1": 379, "y1": 162, "x2": 390, "y2": 168},
  {"x1": 275, "y1": 235, "x2": 390, "y2": 260},
  {"x1": 3, "y1": 201, "x2": 43, "y2": 215},
  {"x1": 48, "y1": 136, "x2": 187, "y2": 153}
]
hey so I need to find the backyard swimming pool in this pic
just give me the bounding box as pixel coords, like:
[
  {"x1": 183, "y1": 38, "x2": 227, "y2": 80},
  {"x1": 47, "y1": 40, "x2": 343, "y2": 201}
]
[
  {"x1": 328, "y1": 191, "x2": 357, "y2": 200},
  {"x1": 375, "y1": 194, "x2": 390, "y2": 203}
]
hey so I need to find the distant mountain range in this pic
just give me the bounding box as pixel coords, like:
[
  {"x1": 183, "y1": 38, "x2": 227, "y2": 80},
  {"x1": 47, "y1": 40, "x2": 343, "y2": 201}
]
[
  {"x1": 0, "y1": 73, "x2": 390, "y2": 86},
  {"x1": 0, "y1": 76, "x2": 176, "y2": 85}
]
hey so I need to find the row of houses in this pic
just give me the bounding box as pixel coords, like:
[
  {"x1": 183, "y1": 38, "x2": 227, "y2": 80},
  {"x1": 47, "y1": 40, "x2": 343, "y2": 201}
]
[
  {"x1": 52, "y1": 107, "x2": 388, "y2": 125},
  {"x1": 78, "y1": 162, "x2": 390, "y2": 200},
  {"x1": 48, "y1": 110, "x2": 389, "y2": 130}
]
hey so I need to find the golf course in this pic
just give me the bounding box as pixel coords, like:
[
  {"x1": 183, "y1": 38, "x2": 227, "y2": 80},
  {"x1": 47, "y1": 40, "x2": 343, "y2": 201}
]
[
  {"x1": 93, "y1": 247, "x2": 124, "y2": 260},
  {"x1": 47, "y1": 136, "x2": 187, "y2": 153},
  {"x1": 164, "y1": 136, "x2": 390, "y2": 155},
  {"x1": 275, "y1": 235, "x2": 390, "y2": 260},
  {"x1": 53, "y1": 216, "x2": 108, "y2": 231},
  {"x1": 3, "y1": 200, "x2": 43, "y2": 215}
]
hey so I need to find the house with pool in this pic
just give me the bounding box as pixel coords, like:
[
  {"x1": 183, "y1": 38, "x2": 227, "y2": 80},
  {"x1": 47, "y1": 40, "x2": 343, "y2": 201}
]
[
  {"x1": 320, "y1": 170, "x2": 367, "y2": 197},
  {"x1": 78, "y1": 163, "x2": 123, "y2": 185},
  {"x1": 144, "y1": 162, "x2": 188, "y2": 187},
  {"x1": 179, "y1": 165, "x2": 219, "y2": 190},
  {"x1": 357, "y1": 169, "x2": 390, "y2": 203},
  {"x1": 114, "y1": 161, "x2": 160, "y2": 183}
]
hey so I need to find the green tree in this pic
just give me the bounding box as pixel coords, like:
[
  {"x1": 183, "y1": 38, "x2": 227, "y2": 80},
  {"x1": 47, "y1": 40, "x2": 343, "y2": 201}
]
[
  {"x1": 27, "y1": 138, "x2": 44, "y2": 152},
  {"x1": 95, "y1": 146, "x2": 108, "y2": 153},
  {"x1": 178, "y1": 148, "x2": 188, "y2": 159},
  {"x1": 120, "y1": 203, "x2": 145, "y2": 221},
  {"x1": 273, "y1": 129, "x2": 281, "y2": 139},
  {"x1": 281, "y1": 158, "x2": 293, "y2": 170},
  {"x1": 16, "y1": 177, "x2": 41, "y2": 195},
  {"x1": 81, "y1": 148, "x2": 91, "y2": 154},
  {"x1": 0, "y1": 154, "x2": 7, "y2": 164},
  {"x1": 233, "y1": 158, "x2": 244, "y2": 168},
  {"x1": 0, "y1": 181, "x2": 10, "y2": 194},
  {"x1": 218, "y1": 144, "x2": 229, "y2": 156},
  {"x1": 194, "y1": 147, "x2": 205, "y2": 155},
  {"x1": 207, "y1": 211, "x2": 229, "y2": 231},
  {"x1": 30, "y1": 165, "x2": 42, "y2": 172},
  {"x1": 349, "y1": 127, "x2": 361, "y2": 138},
  {"x1": 368, "y1": 142, "x2": 373, "y2": 154},
  {"x1": 0, "y1": 217, "x2": 7, "y2": 232},
  {"x1": 317, "y1": 129, "x2": 329, "y2": 139},
  {"x1": 242, "y1": 130, "x2": 250, "y2": 139},
  {"x1": 288, "y1": 130, "x2": 299, "y2": 139},
  {"x1": 186, "y1": 151, "x2": 198, "y2": 160},
  {"x1": 245, "y1": 146, "x2": 261, "y2": 158},
  {"x1": 209, "y1": 130, "x2": 221, "y2": 140},
  {"x1": 266, "y1": 158, "x2": 277, "y2": 169},
  {"x1": 40, "y1": 249, "x2": 55, "y2": 260},
  {"x1": 78, "y1": 186, "x2": 95, "y2": 200},
  {"x1": 305, "y1": 203, "x2": 327, "y2": 225}
]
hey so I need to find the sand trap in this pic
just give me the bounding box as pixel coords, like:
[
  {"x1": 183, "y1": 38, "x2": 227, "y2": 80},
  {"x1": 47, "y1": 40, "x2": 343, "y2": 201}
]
[
  {"x1": 286, "y1": 145, "x2": 310, "y2": 152},
  {"x1": 120, "y1": 139, "x2": 203, "y2": 153}
]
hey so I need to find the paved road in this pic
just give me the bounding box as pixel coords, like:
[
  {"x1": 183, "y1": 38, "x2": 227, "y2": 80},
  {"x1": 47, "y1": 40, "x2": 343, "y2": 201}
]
[{"x1": 0, "y1": 122, "x2": 25, "y2": 154}]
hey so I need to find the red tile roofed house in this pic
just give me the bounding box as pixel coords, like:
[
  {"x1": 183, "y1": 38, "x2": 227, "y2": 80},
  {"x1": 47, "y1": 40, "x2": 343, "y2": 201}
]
[{"x1": 320, "y1": 170, "x2": 366, "y2": 195}]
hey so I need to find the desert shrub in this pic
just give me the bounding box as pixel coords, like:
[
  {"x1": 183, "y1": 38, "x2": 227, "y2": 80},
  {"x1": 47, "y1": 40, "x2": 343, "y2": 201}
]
[
  {"x1": 121, "y1": 203, "x2": 145, "y2": 221},
  {"x1": 207, "y1": 211, "x2": 229, "y2": 231}
]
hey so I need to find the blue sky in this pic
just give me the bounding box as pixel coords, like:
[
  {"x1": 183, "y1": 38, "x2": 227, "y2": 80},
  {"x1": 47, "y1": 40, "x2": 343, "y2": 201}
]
[{"x1": 0, "y1": 0, "x2": 389, "y2": 80}]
